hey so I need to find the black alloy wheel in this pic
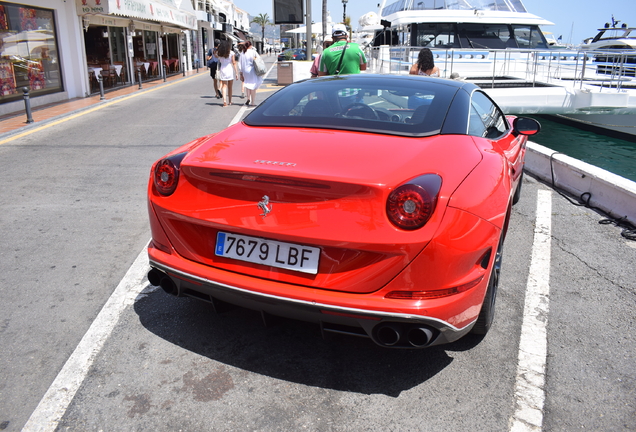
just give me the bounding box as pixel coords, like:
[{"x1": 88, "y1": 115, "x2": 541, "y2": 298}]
[
  {"x1": 512, "y1": 171, "x2": 524, "y2": 205},
  {"x1": 471, "y1": 233, "x2": 504, "y2": 335}
]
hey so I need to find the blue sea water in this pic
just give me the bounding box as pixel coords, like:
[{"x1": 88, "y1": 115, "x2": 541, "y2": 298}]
[{"x1": 528, "y1": 116, "x2": 636, "y2": 183}]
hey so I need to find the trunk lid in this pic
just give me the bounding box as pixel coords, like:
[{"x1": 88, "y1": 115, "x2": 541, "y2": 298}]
[{"x1": 153, "y1": 124, "x2": 482, "y2": 293}]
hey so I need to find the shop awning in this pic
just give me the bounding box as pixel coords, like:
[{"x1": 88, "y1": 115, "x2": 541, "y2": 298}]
[
  {"x1": 286, "y1": 22, "x2": 332, "y2": 35},
  {"x1": 234, "y1": 29, "x2": 249, "y2": 42},
  {"x1": 77, "y1": 0, "x2": 197, "y2": 30},
  {"x1": 224, "y1": 33, "x2": 241, "y2": 44}
]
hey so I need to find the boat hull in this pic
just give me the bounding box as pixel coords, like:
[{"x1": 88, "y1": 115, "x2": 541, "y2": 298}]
[{"x1": 550, "y1": 114, "x2": 636, "y2": 142}]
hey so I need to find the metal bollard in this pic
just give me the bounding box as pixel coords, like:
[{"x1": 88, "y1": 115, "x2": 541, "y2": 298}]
[
  {"x1": 163, "y1": 65, "x2": 167, "y2": 82},
  {"x1": 22, "y1": 87, "x2": 33, "y2": 124},
  {"x1": 98, "y1": 75, "x2": 105, "y2": 100},
  {"x1": 138, "y1": 70, "x2": 143, "y2": 89}
]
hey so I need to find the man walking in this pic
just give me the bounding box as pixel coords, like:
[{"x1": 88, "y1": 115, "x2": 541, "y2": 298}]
[{"x1": 318, "y1": 24, "x2": 367, "y2": 76}]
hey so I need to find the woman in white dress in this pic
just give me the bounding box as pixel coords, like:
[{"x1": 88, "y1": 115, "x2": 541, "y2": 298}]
[
  {"x1": 217, "y1": 40, "x2": 238, "y2": 107},
  {"x1": 238, "y1": 41, "x2": 264, "y2": 106}
]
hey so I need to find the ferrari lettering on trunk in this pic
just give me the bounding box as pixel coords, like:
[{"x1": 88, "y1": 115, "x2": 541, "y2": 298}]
[{"x1": 215, "y1": 232, "x2": 320, "y2": 274}]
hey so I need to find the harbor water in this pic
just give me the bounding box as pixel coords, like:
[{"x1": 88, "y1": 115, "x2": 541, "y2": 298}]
[{"x1": 528, "y1": 116, "x2": 636, "y2": 183}]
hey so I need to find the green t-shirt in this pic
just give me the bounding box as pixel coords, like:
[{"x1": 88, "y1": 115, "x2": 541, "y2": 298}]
[{"x1": 318, "y1": 41, "x2": 367, "y2": 75}]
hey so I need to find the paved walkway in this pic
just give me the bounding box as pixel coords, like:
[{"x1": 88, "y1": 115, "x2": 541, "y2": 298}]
[
  {"x1": 0, "y1": 71, "x2": 202, "y2": 136},
  {"x1": 0, "y1": 55, "x2": 282, "y2": 137}
]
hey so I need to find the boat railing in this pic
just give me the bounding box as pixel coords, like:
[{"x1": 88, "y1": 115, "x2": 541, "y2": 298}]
[{"x1": 367, "y1": 46, "x2": 636, "y2": 92}]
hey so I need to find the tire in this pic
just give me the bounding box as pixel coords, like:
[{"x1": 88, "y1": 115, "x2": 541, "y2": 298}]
[
  {"x1": 471, "y1": 233, "x2": 504, "y2": 335},
  {"x1": 512, "y1": 171, "x2": 524, "y2": 205}
]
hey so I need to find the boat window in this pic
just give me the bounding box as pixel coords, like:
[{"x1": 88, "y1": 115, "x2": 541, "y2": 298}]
[
  {"x1": 512, "y1": 25, "x2": 549, "y2": 49},
  {"x1": 458, "y1": 24, "x2": 511, "y2": 49},
  {"x1": 411, "y1": 0, "x2": 470, "y2": 10},
  {"x1": 383, "y1": 0, "x2": 527, "y2": 13},
  {"x1": 507, "y1": 0, "x2": 527, "y2": 12},
  {"x1": 413, "y1": 24, "x2": 457, "y2": 48},
  {"x1": 381, "y1": 0, "x2": 409, "y2": 16},
  {"x1": 468, "y1": 91, "x2": 508, "y2": 139}
]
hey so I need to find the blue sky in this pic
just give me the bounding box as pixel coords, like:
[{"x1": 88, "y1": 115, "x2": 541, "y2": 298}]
[{"x1": 232, "y1": 0, "x2": 634, "y2": 46}]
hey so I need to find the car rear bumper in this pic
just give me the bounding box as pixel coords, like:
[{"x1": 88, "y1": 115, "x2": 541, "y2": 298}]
[{"x1": 148, "y1": 259, "x2": 477, "y2": 349}]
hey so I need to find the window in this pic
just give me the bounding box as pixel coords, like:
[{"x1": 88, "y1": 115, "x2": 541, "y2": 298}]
[
  {"x1": 245, "y1": 76, "x2": 458, "y2": 137},
  {"x1": 381, "y1": 0, "x2": 409, "y2": 16},
  {"x1": 0, "y1": 2, "x2": 63, "y2": 103},
  {"x1": 468, "y1": 91, "x2": 508, "y2": 138},
  {"x1": 512, "y1": 25, "x2": 548, "y2": 49},
  {"x1": 413, "y1": 24, "x2": 457, "y2": 48},
  {"x1": 458, "y1": 24, "x2": 511, "y2": 49}
]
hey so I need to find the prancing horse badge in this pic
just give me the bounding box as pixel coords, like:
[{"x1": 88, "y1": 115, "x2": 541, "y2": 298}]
[{"x1": 258, "y1": 195, "x2": 273, "y2": 218}]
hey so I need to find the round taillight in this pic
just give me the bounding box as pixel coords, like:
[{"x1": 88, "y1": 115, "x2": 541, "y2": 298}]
[
  {"x1": 154, "y1": 159, "x2": 179, "y2": 196},
  {"x1": 387, "y1": 174, "x2": 441, "y2": 230}
]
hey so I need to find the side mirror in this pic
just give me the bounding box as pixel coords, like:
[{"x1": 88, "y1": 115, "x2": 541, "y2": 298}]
[{"x1": 513, "y1": 117, "x2": 541, "y2": 136}]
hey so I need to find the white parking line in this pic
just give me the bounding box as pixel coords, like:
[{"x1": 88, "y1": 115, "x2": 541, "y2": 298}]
[
  {"x1": 22, "y1": 248, "x2": 150, "y2": 432},
  {"x1": 230, "y1": 105, "x2": 248, "y2": 125},
  {"x1": 509, "y1": 189, "x2": 552, "y2": 432}
]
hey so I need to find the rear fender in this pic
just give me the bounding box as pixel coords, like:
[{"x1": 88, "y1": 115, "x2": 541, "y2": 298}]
[
  {"x1": 448, "y1": 139, "x2": 512, "y2": 229},
  {"x1": 381, "y1": 207, "x2": 500, "y2": 327}
]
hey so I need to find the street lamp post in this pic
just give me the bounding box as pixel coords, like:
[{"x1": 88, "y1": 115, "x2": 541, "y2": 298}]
[{"x1": 342, "y1": 0, "x2": 347, "y2": 24}]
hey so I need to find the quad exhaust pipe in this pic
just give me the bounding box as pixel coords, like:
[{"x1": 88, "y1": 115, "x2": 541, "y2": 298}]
[
  {"x1": 374, "y1": 322, "x2": 435, "y2": 348},
  {"x1": 148, "y1": 268, "x2": 436, "y2": 347},
  {"x1": 407, "y1": 326, "x2": 435, "y2": 348},
  {"x1": 375, "y1": 323, "x2": 402, "y2": 346},
  {"x1": 147, "y1": 268, "x2": 178, "y2": 296}
]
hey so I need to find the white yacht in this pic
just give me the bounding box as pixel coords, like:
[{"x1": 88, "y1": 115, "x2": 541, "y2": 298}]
[
  {"x1": 582, "y1": 23, "x2": 636, "y2": 51},
  {"x1": 361, "y1": 2, "x2": 636, "y2": 140},
  {"x1": 557, "y1": 21, "x2": 636, "y2": 139},
  {"x1": 366, "y1": 0, "x2": 553, "y2": 50}
]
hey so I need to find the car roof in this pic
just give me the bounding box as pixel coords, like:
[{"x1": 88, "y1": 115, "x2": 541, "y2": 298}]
[
  {"x1": 328, "y1": 73, "x2": 478, "y2": 90},
  {"x1": 244, "y1": 74, "x2": 480, "y2": 137}
]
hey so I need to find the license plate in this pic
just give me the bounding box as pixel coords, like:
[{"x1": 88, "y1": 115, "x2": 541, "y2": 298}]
[{"x1": 215, "y1": 232, "x2": 320, "y2": 275}]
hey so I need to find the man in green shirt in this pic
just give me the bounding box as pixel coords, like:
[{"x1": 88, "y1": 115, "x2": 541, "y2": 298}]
[{"x1": 318, "y1": 24, "x2": 367, "y2": 76}]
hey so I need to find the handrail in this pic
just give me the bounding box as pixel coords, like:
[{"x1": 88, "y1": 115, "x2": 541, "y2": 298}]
[{"x1": 366, "y1": 46, "x2": 636, "y2": 91}]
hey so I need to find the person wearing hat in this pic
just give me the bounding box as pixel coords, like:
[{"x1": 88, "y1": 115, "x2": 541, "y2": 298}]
[{"x1": 318, "y1": 24, "x2": 367, "y2": 76}]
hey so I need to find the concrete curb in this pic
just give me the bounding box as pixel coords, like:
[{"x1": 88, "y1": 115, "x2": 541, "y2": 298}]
[{"x1": 525, "y1": 142, "x2": 636, "y2": 226}]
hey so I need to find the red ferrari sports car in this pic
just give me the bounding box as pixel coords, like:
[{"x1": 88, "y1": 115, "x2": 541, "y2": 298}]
[{"x1": 147, "y1": 74, "x2": 540, "y2": 348}]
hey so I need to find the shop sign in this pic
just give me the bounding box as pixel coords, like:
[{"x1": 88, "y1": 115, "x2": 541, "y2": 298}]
[
  {"x1": 77, "y1": 0, "x2": 106, "y2": 14},
  {"x1": 98, "y1": 17, "x2": 118, "y2": 26},
  {"x1": 76, "y1": 0, "x2": 197, "y2": 29}
]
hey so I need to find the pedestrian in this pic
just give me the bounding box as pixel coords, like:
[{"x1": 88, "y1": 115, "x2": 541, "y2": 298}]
[
  {"x1": 216, "y1": 40, "x2": 238, "y2": 107},
  {"x1": 318, "y1": 24, "x2": 367, "y2": 76},
  {"x1": 409, "y1": 48, "x2": 440, "y2": 76},
  {"x1": 238, "y1": 41, "x2": 264, "y2": 107},
  {"x1": 310, "y1": 38, "x2": 332, "y2": 78},
  {"x1": 236, "y1": 43, "x2": 247, "y2": 98},
  {"x1": 206, "y1": 39, "x2": 222, "y2": 99}
]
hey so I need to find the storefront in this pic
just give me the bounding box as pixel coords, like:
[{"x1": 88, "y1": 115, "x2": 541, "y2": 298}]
[
  {"x1": 77, "y1": 0, "x2": 196, "y2": 93},
  {"x1": 0, "y1": 2, "x2": 63, "y2": 104}
]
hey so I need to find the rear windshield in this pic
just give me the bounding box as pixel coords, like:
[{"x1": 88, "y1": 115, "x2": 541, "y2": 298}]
[{"x1": 244, "y1": 75, "x2": 460, "y2": 137}]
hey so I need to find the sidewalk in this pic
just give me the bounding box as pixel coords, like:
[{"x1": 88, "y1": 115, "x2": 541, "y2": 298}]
[
  {"x1": 0, "y1": 55, "x2": 282, "y2": 137},
  {"x1": 0, "y1": 71, "x2": 198, "y2": 136}
]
